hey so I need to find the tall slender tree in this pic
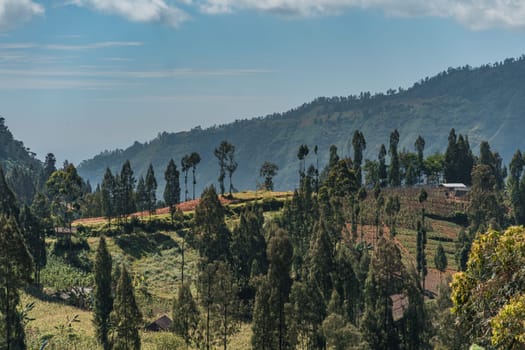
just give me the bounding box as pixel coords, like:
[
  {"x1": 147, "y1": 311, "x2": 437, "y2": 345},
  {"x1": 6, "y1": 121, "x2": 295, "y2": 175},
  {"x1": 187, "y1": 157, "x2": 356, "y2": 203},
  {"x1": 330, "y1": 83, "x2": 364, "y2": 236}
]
[
  {"x1": 226, "y1": 144, "x2": 238, "y2": 196},
  {"x1": 378, "y1": 144, "x2": 387, "y2": 187},
  {"x1": 93, "y1": 237, "x2": 113, "y2": 350},
  {"x1": 119, "y1": 160, "x2": 136, "y2": 221},
  {"x1": 19, "y1": 205, "x2": 46, "y2": 287},
  {"x1": 0, "y1": 215, "x2": 34, "y2": 350},
  {"x1": 214, "y1": 141, "x2": 232, "y2": 196},
  {"x1": 414, "y1": 135, "x2": 425, "y2": 184},
  {"x1": 111, "y1": 265, "x2": 142, "y2": 350},
  {"x1": 164, "y1": 159, "x2": 181, "y2": 224},
  {"x1": 352, "y1": 130, "x2": 366, "y2": 185},
  {"x1": 181, "y1": 155, "x2": 190, "y2": 202},
  {"x1": 101, "y1": 168, "x2": 116, "y2": 226},
  {"x1": 189, "y1": 152, "x2": 201, "y2": 200},
  {"x1": 194, "y1": 186, "x2": 230, "y2": 263},
  {"x1": 173, "y1": 283, "x2": 199, "y2": 349},
  {"x1": 145, "y1": 164, "x2": 157, "y2": 216},
  {"x1": 135, "y1": 176, "x2": 147, "y2": 215},
  {"x1": 388, "y1": 129, "x2": 401, "y2": 187}
]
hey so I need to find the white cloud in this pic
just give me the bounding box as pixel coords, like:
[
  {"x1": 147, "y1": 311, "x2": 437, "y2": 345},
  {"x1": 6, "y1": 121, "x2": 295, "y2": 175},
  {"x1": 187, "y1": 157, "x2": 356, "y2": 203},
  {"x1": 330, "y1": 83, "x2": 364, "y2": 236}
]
[
  {"x1": 69, "y1": 0, "x2": 189, "y2": 27},
  {"x1": 0, "y1": 0, "x2": 44, "y2": 31},
  {"x1": 197, "y1": 0, "x2": 525, "y2": 30}
]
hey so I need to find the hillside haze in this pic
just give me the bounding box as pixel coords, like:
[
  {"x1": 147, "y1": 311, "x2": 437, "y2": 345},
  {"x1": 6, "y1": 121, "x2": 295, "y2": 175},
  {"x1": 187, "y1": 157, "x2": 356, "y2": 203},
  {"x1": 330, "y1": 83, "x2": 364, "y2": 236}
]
[{"x1": 78, "y1": 56, "x2": 525, "y2": 193}]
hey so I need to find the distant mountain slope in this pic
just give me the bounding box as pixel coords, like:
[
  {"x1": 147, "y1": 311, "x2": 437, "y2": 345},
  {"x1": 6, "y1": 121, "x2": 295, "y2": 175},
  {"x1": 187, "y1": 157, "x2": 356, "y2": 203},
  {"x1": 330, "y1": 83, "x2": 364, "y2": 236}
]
[{"x1": 78, "y1": 56, "x2": 525, "y2": 193}]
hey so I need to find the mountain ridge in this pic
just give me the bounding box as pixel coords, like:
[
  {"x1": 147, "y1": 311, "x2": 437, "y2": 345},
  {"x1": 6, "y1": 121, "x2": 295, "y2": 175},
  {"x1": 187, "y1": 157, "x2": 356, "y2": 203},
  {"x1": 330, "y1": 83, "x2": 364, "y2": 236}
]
[{"x1": 77, "y1": 55, "x2": 525, "y2": 193}]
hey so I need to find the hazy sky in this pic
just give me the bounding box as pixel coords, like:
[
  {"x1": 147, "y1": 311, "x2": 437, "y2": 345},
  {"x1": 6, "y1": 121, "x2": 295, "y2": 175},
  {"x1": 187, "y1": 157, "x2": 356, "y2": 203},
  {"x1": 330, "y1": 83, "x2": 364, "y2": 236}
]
[{"x1": 1, "y1": 0, "x2": 525, "y2": 164}]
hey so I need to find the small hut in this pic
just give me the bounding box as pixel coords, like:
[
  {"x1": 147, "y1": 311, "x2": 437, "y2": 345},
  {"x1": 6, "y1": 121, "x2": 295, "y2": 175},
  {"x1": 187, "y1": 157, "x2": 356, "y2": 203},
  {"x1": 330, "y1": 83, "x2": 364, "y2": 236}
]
[
  {"x1": 145, "y1": 315, "x2": 173, "y2": 332},
  {"x1": 439, "y1": 183, "x2": 469, "y2": 198}
]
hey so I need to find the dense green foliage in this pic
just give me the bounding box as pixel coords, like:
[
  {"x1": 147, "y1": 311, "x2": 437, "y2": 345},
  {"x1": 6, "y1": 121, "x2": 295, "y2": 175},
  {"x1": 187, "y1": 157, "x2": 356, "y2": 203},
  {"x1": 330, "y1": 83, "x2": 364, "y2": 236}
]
[
  {"x1": 93, "y1": 237, "x2": 113, "y2": 350},
  {"x1": 111, "y1": 265, "x2": 142, "y2": 350}
]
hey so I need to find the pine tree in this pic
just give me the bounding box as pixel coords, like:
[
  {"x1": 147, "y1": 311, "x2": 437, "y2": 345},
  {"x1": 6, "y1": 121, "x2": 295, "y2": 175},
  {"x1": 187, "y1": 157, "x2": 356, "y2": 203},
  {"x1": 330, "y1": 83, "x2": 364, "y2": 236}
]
[
  {"x1": 164, "y1": 159, "x2": 181, "y2": 224},
  {"x1": 119, "y1": 161, "x2": 136, "y2": 220},
  {"x1": 416, "y1": 221, "x2": 427, "y2": 291},
  {"x1": 378, "y1": 144, "x2": 387, "y2": 187},
  {"x1": 111, "y1": 265, "x2": 142, "y2": 350},
  {"x1": 19, "y1": 205, "x2": 46, "y2": 287},
  {"x1": 145, "y1": 164, "x2": 157, "y2": 216},
  {"x1": 212, "y1": 262, "x2": 241, "y2": 350},
  {"x1": 135, "y1": 176, "x2": 147, "y2": 215},
  {"x1": 267, "y1": 226, "x2": 294, "y2": 350},
  {"x1": 307, "y1": 220, "x2": 335, "y2": 303},
  {"x1": 230, "y1": 207, "x2": 267, "y2": 296},
  {"x1": 93, "y1": 236, "x2": 113, "y2": 350},
  {"x1": 101, "y1": 168, "x2": 116, "y2": 226},
  {"x1": 328, "y1": 145, "x2": 340, "y2": 170},
  {"x1": 252, "y1": 276, "x2": 273, "y2": 350},
  {"x1": 444, "y1": 128, "x2": 458, "y2": 182},
  {"x1": 43, "y1": 152, "x2": 57, "y2": 182},
  {"x1": 352, "y1": 130, "x2": 366, "y2": 185},
  {"x1": 194, "y1": 186, "x2": 230, "y2": 263},
  {"x1": 172, "y1": 283, "x2": 199, "y2": 348},
  {"x1": 361, "y1": 238, "x2": 405, "y2": 350},
  {"x1": 414, "y1": 135, "x2": 425, "y2": 184},
  {"x1": 0, "y1": 215, "x2": 34, "y2": 350},
  {"x1": 434, "y1": 243, "x2": 448, "y2": 281},
  {"x1": 388, "y1": 129, "x2": 401, "y2": 187}
]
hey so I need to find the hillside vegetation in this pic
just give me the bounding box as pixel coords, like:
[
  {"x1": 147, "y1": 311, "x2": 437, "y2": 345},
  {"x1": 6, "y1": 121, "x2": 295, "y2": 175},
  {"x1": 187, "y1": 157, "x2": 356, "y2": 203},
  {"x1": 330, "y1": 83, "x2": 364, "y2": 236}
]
[{"x1": 78, "y1": 56, "x2": 525, "y2": 192}]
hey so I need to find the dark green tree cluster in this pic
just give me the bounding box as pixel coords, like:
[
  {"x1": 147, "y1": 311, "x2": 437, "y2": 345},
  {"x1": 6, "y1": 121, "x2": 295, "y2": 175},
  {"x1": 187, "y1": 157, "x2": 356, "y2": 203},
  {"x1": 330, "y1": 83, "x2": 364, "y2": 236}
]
[
  {"x1": 0, "y1": 166, "x2": 35, "y2": 349},
  {"x1": 443, "y1": 128, "x2": 475, "y2": 185}
]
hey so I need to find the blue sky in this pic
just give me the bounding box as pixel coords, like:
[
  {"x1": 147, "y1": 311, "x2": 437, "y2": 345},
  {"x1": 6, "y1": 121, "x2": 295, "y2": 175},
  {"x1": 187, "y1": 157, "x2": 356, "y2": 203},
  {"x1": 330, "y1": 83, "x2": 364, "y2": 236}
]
[{"x1": 1, "y1": 0, "x2": 525, "y2": 164}]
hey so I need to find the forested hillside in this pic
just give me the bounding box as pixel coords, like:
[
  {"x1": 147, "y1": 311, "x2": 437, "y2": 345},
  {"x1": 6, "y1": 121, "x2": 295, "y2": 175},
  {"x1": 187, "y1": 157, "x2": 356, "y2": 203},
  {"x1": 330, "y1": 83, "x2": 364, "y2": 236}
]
[
  {"x1": 78, "y1": 56, "x2": 525, "y2": 192},
  {"x1": 0, "y1": 118, "x2": 44, "y2": 203}
]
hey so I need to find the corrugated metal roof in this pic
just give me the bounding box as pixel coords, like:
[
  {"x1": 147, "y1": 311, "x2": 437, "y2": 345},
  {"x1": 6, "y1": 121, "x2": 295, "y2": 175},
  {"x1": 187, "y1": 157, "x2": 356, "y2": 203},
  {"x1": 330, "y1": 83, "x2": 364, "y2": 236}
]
[{"x1": 440, "y1": 183, "x2": 467, "y2": 188}]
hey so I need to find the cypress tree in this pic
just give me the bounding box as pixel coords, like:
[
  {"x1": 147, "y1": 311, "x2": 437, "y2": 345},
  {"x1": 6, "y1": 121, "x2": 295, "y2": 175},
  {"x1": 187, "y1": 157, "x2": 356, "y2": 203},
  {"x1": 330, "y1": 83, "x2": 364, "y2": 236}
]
[
  {"x1": 352, "y1": 130, "x2": 366, "y2": 185},
  {"x1": 111, "y1": 265, "x2": 142, "y2": 350},
  {"x1": 145, "y1": 164, "x2": 157, "y2": 215},
  {"x1": 388, "y1": 129, "x2": 401, "y2": 187},
  {"x1": 416, "y1": 221, "x2": 427, "y2": 291},
  {"x1": 0, "y1": 215, "x2": 34, "y2": 350},
  {"x1": 164, "y1": 159, "x2": 181, "y2": 223},
  {"x1": 194, "y1": 186, "x2": 230, "y2": 263},
  {"x1": 93, "y1": 236, "x2": 113, "y2": 350},
  {"x1": 267, "y1": 226, "x2": 293, "y2": 350},
  {"x1": 119, "y1": 161, "x2": 136, "y2": 220},
  {"x1": 414, "y1": 135, "x2": 425, "y2": 184},
  {"x1": 135, "y1": 176, "x2": 147, "y2": 215},
  {"x1": 378, "y1": 144, "x2": 387, "y2": 187},
  {"x1": 19, "y1": 205, "x2": 46, "y2": 288},
  {"x1": 252, "y1": 276, "x2": 273, "y2": 350},
  {"x1": 434, "y1": 243, "x2": 448, "y2": 281},
  {"x1": 172, "y1": 283, "x2": 199, "y2": 348},
  {"x1": 101, "y1": 168, "x2": 116, "y2": 226}
]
